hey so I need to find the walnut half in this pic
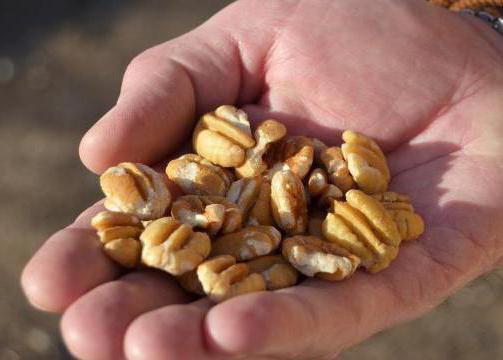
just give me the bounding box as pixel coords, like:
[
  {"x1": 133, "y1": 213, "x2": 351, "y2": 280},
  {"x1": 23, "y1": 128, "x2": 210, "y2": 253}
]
[{"x1": 197, "y1": 255, "x2": 266, "y2": 303}]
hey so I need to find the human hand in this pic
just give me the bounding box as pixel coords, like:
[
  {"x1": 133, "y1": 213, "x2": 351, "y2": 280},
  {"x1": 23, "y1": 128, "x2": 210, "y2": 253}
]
[{"x1": 22, "y1": 0, "x2": 503, "y2": 359}]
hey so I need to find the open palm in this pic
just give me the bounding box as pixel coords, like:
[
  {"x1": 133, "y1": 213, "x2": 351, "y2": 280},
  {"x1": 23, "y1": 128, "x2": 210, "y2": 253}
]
[{"x1": 22, "y1": 1, "x2": 503, "y2": 359}]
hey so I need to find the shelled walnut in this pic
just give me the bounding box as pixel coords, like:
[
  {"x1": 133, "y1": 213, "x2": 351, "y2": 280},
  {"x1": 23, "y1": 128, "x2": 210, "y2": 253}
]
[
  {"x1": 91, "y1": 211, "x2": 143, "y2": 268},
  {"x1": 307, "y1": 168, "x2": 344, "y2": 208},
  {"x1": 322, "y1": 189, "x2": 401, "y2": 273},
  {"x1": 140, "y1": 217, "x2": 211, "y2": 275},
  {"x1": 246, "y1": 255, "x2": 298, "y2": 290},
  {"x1": 282, "y1": 235, "x2": 360, "y2": 281},
  {"x1": 211, "y1": 226, "x2": 282, "y2": 261},
  {"x1": 271, "y1": 170, "x2": 308, "y2": 235},
  {"x1": 197, "y1": 255, "x2": 266, "y2": 303},
  {"x1": 373, "y1": 192, "x2": 424, "y2": 241},
  {"x1": 226, "y1": 176, "x2": 262, "y2": 218},
  {"x1": 100, "y1": 162, "x2": 171, "y2": 220},
  {"x1": 166, "y1": 154, "x2": 233, "y2": 196},
  {"x1": 320, "y1": 146, "x2": 354, "y2": 192},
  {"x1": 171, "y1": 195, "x2": 242, "y2": 236},
  {"x1": 266, "y1": 136, "x2": 314, "y2": 179},
  {"x1": 341, "y1": 130, "x2": 390, "y2": 194},
  {"x1": 193, "y1": 105, "x2": 255, "y2": 167},
  {"x1": 91, "y1": 104, "x2": 427, "y2": 304},
  {"x1": 236, "y1": 120, "x2": 287, "y2": 178}
]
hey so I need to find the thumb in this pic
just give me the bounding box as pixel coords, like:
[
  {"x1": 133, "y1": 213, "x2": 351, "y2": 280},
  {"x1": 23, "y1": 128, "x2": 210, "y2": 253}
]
[{"x1": 79, "y1": 25, "x2": 240, "y2": 173}]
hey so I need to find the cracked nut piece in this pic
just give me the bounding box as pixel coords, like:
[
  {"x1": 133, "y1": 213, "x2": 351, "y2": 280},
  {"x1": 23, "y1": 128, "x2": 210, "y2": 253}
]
[
  {"x1": 140, "y1": 217, "x2": 211, "y2": 275},
  {"x1": 373, "y1": 192, "x2": 424, "y2": 241},
  {"x1": 282, "y1": 235, "x2": 360, "y2": 281},
  {"x1": 307, "y1": 168, "x2": 344, "y2": 208},
  {"x1": 246, "y1": 255, "x2": 298, "y2": 290},
  {"x1": 320, "y1": 146, "x2": 354, "y2": 192},
  {"x1": 246, "y1": 179, "x2": 274, "y2": 226},
  {"x1": 211, "y1": 226, "x2": 282, "y2": 261},
  {"x1": 91, "y1": 211, "x2": 143, "y2": 268},
  {"x1": 341, "y1": 130, "x2": 390, "y2": 194},
  {"x1": 177, "y1": 270, "x2": 204, "y2": 295},
  {"x1": 322, "y1": 189, "x2": 400, "y2": 273},
  {"x1": 166, "y1": 154, "x2": 233, "y2": 196},
  {"x1": 193, "y1": 105, "x2": 255, "y2": 167},
  {"x1": 266, "y1": 136, "x2": 315, "y2": 179},
  {"x1": 171, "y1": 195, "x2": 242, "y2": 236},
  {"x1": 197, "y1": 255, "x2": 266, "y2": 303},
  {"x1": 271, "y1": 170, "x2": 308, "y2": 234},
  {"x1": 226, "y1": 176, "x2": 262, "y2": 218},
  {"x1": 100, "y1": 162, "x2": 171, "y2": 220},
  {"x1": 235, "y1": 120, "x2": 287, "y2": 177}
]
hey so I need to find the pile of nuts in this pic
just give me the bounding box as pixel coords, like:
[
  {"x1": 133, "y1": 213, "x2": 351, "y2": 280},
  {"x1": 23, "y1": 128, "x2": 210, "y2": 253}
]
[{"x1": 91, "y1": 105, "x2": 425, "y2": 303}]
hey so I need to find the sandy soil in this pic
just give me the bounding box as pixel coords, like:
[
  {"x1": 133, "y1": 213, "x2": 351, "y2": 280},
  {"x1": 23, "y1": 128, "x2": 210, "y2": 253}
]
[{"x1": 1, "y1": 1, "x2": 502, "y2": 359}]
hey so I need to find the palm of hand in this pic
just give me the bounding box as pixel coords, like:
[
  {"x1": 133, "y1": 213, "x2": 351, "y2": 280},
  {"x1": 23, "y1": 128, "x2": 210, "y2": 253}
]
[{"x1": 22, "y1": 1, "x2": 503, "y2": 359}]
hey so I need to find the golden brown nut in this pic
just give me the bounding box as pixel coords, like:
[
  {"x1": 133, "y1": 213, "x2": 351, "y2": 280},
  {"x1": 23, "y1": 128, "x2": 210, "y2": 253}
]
[
  {"x1": 100, "y1": 162, "x2": 171, "y2": 220},
  {"x1": 307, "y1": 168, "x2": 344, "y2": 208},
  {"x1": 372, "y1": 192, "x2": 415, "y2": 212},
  {"x1": 171, "y1": 195, "x2": 242, "y2": 236},
  {"x1": 320, "y1": 146, "x2": 355, "y2": 193},
  {"x1": 235, "y1": 120, "x2": 287, "y2": 178},
  {"x1": 246, "y1": 179, "x2": 274, "y2": 226},
  {"x1": 322, "y1": 189, "x2": 400, "y2": 273},
  {"x1": 211, "y1": 226, "x2": 282, "y2": 261},
  {"x1": 193, "y1": 105, "x2": 255, "y2": 167},
  {"x1": 177, "y1": 270, "x2": 204, "y2": 295},
  {"x1": 282, "y1": 235, "x2": 360, "y2": 280},
  {"x1": 226, "y1": 176, "x2": 262, "y2": 218},
  {"x1": 91, "y1": 211, "x2": 143, "y2": 268},
  {"x1": 372, "y1": 192, "x2": 424, "y2": 241},
  {"x1": 266, "y1": 136, "x2": 314, "y2": 179},
  {"x1": 271, "y1": 170, "x2": 308, "y2": 235},
  {"x1": 388, "y1": 210, "x2": 424, "y2": 242},
  {"x1": 140, "y1": 217, "x2": 211, "y2": 275},
  {"x1": 197, "y1": 255, "x2": 266, "y2": 303},
  {"x1": 166, "y1": 154, "x2": 233, "y2": 196},
  {"x1": 246, "y1": 255, "x2": 298, "y2": 290},
  {"x1": 341, "y1": 130, "x2": 390, "y2": 194}
]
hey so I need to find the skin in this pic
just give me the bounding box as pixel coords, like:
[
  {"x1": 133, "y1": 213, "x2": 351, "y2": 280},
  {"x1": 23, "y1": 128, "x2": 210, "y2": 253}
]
[{"x1": 21, "y1": 0, "x2": 503, "y2": 359}]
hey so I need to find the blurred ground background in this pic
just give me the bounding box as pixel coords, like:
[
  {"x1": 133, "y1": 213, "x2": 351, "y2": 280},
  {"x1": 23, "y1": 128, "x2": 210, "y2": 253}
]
[{"x1": 0, "y1": 0, "x2": 502, "y2": 359}]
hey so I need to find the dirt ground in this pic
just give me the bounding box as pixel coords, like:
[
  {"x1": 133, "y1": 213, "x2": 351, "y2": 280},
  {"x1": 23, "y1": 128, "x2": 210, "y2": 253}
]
[{"x1": 1, "y1": 1, "x2": 502, "y2": 359}]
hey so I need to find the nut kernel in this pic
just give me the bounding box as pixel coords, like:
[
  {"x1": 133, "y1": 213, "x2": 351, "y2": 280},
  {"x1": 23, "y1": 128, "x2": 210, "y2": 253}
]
[
  {"x1": 271, "y1": 170, "x2": 308, "y2": 235},
  {"x1": 171, "y1": 195, "x2": 242, "y2": 236},
  {"x1": 266, "y1": 136, "x2": 314, "y2": 179},
  {"x1": 226, "y1": 176, "x2": 262, "y2": 218},
  {"x1": 247, "y1": 179, "x2": 274, "y2": 226},
  {"x1": 282, "y1": 235, "x2": 360, "y2": 280},
  {"x1": 236, "y1": 120, "x2": 287, "y2": 178},
  {"x1": 322, "y1": 190, "x2": 400, "y2": 273},
  {"x1": 246, "y1": 255, "x2": 298, "y2": 290},
  {"x1": 166, "y1": 154, "x2": 233, "y2": 196},
  {"x1": 100, "y1": 162, "x2": 171, "y2": 220},
  {"x1": 372, "y1": 192, "x2": 424, "y2": 241},
  {"x1": 320, "y1": 146, "x2": 354, "y2": 192},
  {"x1": 341, "y1": 130, "x2": 390, "y2": 194},
  {"x1": 211, "y1": 225, "x2": 282, "y2": 261},
  {"x1": 140, "y1": 217, "x2": 211, "y2": 275},
  {"x1": 91, "y1": 210, "x2": 143, "y2": 268},
  {"x1": 193, "y1": 105, "x2": 255, "y2": 167},
  {"x1": 197, "y1": 255, "x2": 266, "y2": 303},
  {"x1": 307, "y1": 168, "x2": 344, "y2": 208}
]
